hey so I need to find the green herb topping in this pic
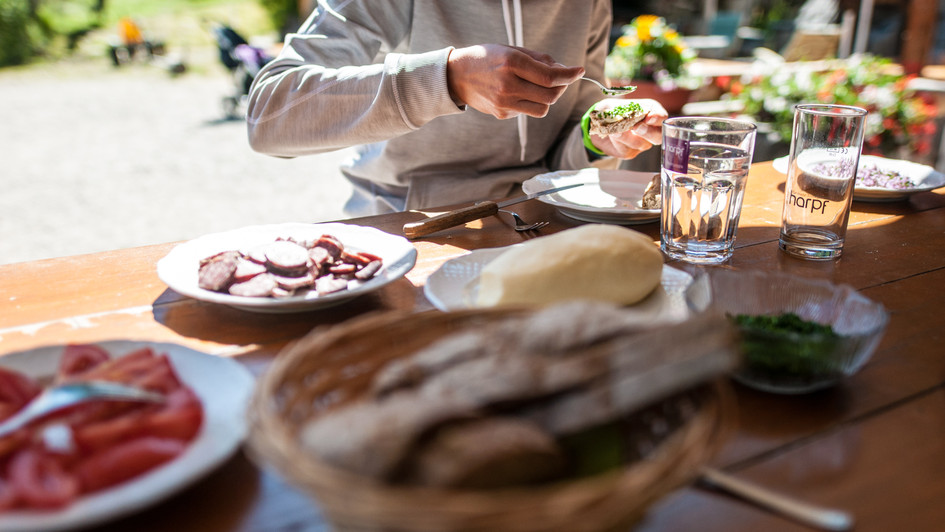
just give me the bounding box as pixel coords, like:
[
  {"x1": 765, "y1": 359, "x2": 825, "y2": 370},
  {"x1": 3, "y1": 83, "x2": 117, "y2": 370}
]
[{"x1": 595, "y1": 102, "x2": 644, "y2": 120}]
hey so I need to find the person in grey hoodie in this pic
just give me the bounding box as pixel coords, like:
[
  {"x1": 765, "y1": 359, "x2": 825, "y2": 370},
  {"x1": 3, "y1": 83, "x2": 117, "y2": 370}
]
[{"x1": 246, "y1": 0, "x2": 666, "y2": 216}]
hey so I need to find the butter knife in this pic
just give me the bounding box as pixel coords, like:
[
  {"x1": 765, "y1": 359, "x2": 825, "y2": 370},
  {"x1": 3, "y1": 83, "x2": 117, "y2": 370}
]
[{"x1": 402, "y1": 183, "x2": 583, "y2": 239}]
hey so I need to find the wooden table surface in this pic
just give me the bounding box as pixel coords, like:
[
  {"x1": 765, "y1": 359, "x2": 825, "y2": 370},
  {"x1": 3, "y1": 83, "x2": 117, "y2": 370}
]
[{"x1": 1, "y1": 162, "x2": 944, "y2": 531}]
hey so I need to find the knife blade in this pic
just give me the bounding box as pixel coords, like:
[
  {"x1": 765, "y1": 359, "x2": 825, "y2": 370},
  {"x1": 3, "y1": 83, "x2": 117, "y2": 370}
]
[{"x1": 402, "y1": 183, "x2": 584, "y2": 239}]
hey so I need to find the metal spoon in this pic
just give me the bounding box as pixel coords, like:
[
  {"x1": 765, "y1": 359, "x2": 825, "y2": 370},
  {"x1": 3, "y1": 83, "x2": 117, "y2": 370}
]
[
  {"x1": 580, "y1": 77, "x2": 637, "y2": 96},
  {"x1": 700, "y1": 467, "x2": 854, "y2": 531},
  {"x1": 0, "y1": 381, "x2": 165, "y2": 438}
]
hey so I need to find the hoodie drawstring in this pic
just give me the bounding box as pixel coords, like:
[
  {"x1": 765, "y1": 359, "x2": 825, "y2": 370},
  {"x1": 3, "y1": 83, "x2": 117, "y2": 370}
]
[{"x1": 501, "y1": 0, "x2": 527, "y2": 161}]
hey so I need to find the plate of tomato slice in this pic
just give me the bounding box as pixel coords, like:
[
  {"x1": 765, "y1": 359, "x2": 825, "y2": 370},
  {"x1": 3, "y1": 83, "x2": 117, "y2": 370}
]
[{"x1": 0, "y1": 341, "x2": 255, "y2": 531}]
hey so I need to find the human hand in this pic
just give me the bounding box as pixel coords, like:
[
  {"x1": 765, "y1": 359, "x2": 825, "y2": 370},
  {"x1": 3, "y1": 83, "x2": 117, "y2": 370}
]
[
  {"x1": 447, "y1": 44, "x2": 584, "y2": 119},
  {"x1": 589, "y1": 99, "x2": 668, "y2": 159}
]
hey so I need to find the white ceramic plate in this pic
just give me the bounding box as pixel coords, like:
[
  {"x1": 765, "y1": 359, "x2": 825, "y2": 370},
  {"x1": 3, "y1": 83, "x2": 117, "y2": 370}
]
[
  {"x1": 773, "y1": 155, "x2": 945, "y2": 202},
  {"x1": 424, "y1": 246, "x2": 692, "y2": 325},
  {"x1": 0, "y1": 341, "x2": 255, "y2": 532},
  {"x1": 157, "y1": 222, "x2": 417, "y2": 313},
  {"x1": 522, "y1": 168, "x2": 660, "y2": 224}
]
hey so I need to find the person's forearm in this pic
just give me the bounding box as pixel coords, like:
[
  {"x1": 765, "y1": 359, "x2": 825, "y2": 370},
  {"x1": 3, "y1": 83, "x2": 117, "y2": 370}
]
[{"x1": 247, "y1": 48, "x2": 461, "y2": 157}]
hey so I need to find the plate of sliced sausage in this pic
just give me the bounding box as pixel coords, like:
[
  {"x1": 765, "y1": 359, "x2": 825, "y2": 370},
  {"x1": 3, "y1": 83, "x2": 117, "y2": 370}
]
[{"x1": 157, "y1": 223, "x2": 418, "y2": 313}]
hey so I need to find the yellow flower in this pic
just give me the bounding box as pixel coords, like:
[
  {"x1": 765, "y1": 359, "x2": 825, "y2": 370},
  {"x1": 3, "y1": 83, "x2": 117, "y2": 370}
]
[
  {"x1": 664, "y1": 29, "x2": 679, "y2": 42},
  {"x1": 635, "y1": 15, "x2": 659, "y2": 41},
  {"x1": 616, "y1": 35, "x2": 637, "y2": 48}
]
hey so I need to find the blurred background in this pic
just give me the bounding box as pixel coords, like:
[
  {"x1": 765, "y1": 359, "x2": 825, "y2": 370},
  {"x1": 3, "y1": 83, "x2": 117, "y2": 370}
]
[{"x1": 3, "y1": 0, "x2": 944, "y2": 265}]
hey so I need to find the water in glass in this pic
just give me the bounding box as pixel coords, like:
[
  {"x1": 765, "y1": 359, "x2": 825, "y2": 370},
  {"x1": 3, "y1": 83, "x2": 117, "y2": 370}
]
[{"x1": 661, "y1": 142, "x2": 751, "y2": 264}]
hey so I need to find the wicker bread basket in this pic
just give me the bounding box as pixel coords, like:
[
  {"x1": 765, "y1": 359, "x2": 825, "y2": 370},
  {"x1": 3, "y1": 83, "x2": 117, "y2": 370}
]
[{"x1": 248, "y1": 308, "x2": 734, "y2": 532}]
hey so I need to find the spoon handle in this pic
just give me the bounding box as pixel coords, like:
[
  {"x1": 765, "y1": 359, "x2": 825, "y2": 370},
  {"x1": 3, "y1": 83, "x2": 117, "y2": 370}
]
[{"x1": 699, "y1": 467, "x2": 854, "y2": 531}]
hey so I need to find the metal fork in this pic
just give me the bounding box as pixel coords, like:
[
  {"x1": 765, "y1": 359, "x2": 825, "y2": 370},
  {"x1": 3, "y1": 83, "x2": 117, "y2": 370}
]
[
  {"x1": 580, "y1": 77, "x2": 637, "y2": 96},
  {"x1": 0, "y1": 381, "x2": 165, "y2": 438},
  {"x1": 499, "y1": 210, "x2": 549, "y2": 232}
]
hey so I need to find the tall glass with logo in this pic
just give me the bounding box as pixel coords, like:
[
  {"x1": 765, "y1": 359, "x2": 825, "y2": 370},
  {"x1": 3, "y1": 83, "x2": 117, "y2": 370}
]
[
  {"x1": 779, "y1": 104, "x2": 867, "y2": 260},
  {"x1": 660, "y1": 117, "x2": 757, "y2": 264}
]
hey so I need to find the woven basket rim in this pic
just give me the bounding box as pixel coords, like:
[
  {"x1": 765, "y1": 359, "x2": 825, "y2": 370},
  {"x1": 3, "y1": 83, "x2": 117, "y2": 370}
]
[{"x1": 249, "y1": 308, "x2": 735, "y2": 531}]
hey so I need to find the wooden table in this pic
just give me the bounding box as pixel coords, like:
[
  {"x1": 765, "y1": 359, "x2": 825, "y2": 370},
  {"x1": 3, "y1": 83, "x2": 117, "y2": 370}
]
[{"x1": 1, "y1": 162, "x2": 943, "y2": 531}]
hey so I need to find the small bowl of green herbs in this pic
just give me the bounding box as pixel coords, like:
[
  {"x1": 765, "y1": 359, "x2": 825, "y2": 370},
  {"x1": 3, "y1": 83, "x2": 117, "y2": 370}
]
[{"x1": 685, "y1": 269, "x2": 889, "y2": 394}]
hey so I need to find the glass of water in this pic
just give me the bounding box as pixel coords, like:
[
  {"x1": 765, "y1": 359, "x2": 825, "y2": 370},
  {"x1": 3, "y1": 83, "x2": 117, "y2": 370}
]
[
  {"x1": 779, "y1": 104, "x2": 867, "y2": 260},
  {"x1": 660, "y1": 117, "x2": 757, "y2": 264}
]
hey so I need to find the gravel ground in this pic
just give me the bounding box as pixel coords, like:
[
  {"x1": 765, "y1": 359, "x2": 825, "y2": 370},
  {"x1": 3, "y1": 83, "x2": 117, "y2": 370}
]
[{"x1": 2, "y1": 56, "x2": 355, "y2": 266}]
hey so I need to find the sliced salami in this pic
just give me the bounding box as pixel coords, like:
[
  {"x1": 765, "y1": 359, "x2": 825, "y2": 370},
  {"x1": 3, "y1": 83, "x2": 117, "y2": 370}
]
[
  {"x1": 198, "y1": 251, "x2": 240, "y2": 291},
  {"x1": 229, "y1": 273, "x2": 278, "y2": 297},
  {"x1": 234, "y1": 258, "x2": 268, "y2": 282},
  {"x1": 355, "y1": 260, "x2": 383, "y2": 281},
  {"x1": 264, "y1": 240, "x2": 309, "y2": 271},
  {"x1": 314, "y1": 235, "x2": 345, "y2": 259},
  {"x1": 198, "y1": 233, "x2": 385, "y2": 299},
  {"x1": 316, "y1": 276, "x2": 349, "y2": 295},
  {"x1": 273, "y1": 272, "x2": 316, "y2": 291}
]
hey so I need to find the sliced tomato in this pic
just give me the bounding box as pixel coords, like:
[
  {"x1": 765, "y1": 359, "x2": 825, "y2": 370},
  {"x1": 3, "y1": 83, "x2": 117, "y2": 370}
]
[
  {"x1": 73, "y1": 388, "x2": 201, "y2": 453},
  {"x1": 78, "y1": 347, "x2": 158, "y2": 383},
  {"x1": 8, "y1": 448, "x2": 79, "y2": 509},
  {"x1": 139, "y1": 387, "x2": 203, "y2": 441},
  {"x1": 127, "y1": 354, "x2": 183, "y2": 394},
  {"x1": 75, "y1": 437, "x2": 186, "y2": 493},
  {"x1": 57, "y1": 344, "x2": 111, "y2": 381},
  {"x1": 0, "y1": 476, "x2": 18, "y2": 511},
  {"x1": 0, "y1": 366, "x2": 41, "y2": 422},
  {"x1": 71, "y1": 410, "x2": 148, "y2": 454},
  {"x1": 0, "y1": 430, "x2": 30, "y2": 461}
]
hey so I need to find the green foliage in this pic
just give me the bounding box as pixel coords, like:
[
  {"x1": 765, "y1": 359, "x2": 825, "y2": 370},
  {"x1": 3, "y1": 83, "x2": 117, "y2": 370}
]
[
  {"x1": 725, "y1": 55, "x2": 939, "y2": 158},
  {"x1": 257, "y1": 0, "x2": 296, "y2": 33},
  {"x1": 36, "y1": 0, "x2": 101, "y2": 36},
  {"x1": 0, "y1": 0, "x2": 37, "y2": 66},
  {"x1": 1, "y1": 0, "x2": 277, "y2": 68}
]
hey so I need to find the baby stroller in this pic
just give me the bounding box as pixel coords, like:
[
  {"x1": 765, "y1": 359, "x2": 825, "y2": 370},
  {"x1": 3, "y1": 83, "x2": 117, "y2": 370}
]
[{"x1": 210, "y1": 22, "x2": 273, "y2": 118}]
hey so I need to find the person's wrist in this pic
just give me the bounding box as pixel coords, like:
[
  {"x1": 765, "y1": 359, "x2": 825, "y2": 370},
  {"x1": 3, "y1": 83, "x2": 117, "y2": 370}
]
[{"x1": 445, "y1": 47, "x2": 466, "y2": 107}]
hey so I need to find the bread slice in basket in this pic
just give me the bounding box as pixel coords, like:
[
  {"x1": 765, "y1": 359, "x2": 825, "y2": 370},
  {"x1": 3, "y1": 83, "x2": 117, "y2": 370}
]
[
  {"x1": 295, "y1": 301, "x2": 737, "y2": 484},
  {"x1": 249, "y1": 301, "x2": 738, "y2": 532}
]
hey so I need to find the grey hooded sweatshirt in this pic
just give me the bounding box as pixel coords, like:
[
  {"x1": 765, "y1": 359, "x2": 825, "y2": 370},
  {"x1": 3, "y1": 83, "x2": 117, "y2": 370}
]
[{"x1": 246, "y1": 0, "x2": 612, "y2": 215}]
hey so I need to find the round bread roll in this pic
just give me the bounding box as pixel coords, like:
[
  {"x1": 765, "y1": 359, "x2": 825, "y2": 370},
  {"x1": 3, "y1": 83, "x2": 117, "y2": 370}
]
[{"x1": 475, "y1": 224, "x2": 663, "y2": 308}]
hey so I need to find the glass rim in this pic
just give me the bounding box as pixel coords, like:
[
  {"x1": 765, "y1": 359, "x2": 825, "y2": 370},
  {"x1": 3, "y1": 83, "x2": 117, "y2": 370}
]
[
  {"x1": 663, "y1": 116, "x2": 758, "y2": 134},
  {"x1": 794, "y1": 103, "x2": 868, "y2": 117}
]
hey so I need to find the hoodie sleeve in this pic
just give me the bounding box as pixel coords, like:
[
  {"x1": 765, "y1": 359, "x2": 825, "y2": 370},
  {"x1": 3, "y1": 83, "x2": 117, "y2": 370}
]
[
  {"x1": 546, "y1": 0, "x2": 613, "y2": 170},
  {"x1": 246, "y1": 1, "x2": 464, "y2": 158}
]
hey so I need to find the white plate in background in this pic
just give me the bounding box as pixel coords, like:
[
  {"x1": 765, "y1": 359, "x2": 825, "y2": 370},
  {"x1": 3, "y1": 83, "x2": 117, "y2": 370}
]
[
  {"x1": 522, "y1": 168, "x2": 660, "y2": 224},
  {"x1": 772, "y1": 155, "x2": 945, "y2": 202}
]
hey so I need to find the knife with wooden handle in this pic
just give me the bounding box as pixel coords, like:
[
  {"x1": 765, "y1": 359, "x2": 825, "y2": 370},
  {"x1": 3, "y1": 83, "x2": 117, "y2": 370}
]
[{"x1": 402, "y1": 183, "x2": 583, "y2": 239}]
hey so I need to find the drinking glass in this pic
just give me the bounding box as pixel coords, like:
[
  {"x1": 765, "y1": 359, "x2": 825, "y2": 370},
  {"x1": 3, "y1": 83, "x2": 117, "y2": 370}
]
[
  {"x1": 660, "y1": 117, "x2": 757, "y2": 264},
  {"x1": 778, "y1": 104, "x2": 867, "y2": 260}
]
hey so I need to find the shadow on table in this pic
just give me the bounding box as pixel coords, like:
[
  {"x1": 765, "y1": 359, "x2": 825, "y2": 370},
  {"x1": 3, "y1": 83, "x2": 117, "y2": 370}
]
[{"x1": 150, "y1": 277, "x2": 421, "y2": 346}]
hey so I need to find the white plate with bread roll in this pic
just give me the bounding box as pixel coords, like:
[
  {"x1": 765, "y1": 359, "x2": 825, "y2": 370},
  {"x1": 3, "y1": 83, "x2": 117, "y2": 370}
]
[
  {"x1": 425, "y1": 226, "x2": 692, "y2": 326},
  {"x1": 521, "y1": 168, "x2": 660, "y2": 224}
]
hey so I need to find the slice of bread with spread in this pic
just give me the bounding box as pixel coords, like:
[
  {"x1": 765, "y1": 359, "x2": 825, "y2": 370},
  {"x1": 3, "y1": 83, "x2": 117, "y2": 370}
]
[{"x1": 589, "y1": 102, "x2": 649, "y2": 137}]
